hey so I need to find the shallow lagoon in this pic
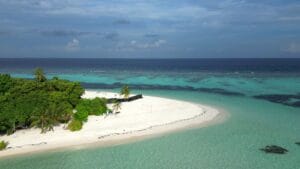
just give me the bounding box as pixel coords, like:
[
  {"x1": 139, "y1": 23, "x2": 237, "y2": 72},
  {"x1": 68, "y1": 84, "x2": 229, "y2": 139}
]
[{"x1": 0, "y1": 59, "x2": 300, "y2": 169}]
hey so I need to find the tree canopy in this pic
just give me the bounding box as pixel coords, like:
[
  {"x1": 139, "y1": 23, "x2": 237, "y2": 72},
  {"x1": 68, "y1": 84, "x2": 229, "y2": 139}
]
[
  {"x1": 0, "y1": 71, "x2": 84, "y2": 134},
  {"x1": 0, "y1": 69, "x2": 112, "y2": 134}
]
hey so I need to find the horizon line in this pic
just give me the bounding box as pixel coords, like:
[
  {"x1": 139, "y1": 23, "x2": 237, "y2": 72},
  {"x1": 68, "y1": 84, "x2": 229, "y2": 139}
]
[{"x1": 0, "y1": 57, "x2": 300, "y2": 59}]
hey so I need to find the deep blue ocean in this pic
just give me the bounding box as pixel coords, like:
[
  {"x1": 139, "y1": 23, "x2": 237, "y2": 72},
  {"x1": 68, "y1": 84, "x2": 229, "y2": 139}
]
[
  {"x1": 0, "y1": 58, "x2": 300, "y2": 169},
  {"x1": 1, "y1": 58, "x2": 300, "y2": 73}
]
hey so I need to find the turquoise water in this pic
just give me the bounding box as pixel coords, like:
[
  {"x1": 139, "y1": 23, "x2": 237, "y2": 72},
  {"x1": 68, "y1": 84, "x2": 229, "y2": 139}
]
[
  {"x1": 0, "y1": 72, "x2": 300, "y2": 169},
  {"x1": 11, "y1": 72, "x2": 300, "y2": 96}
]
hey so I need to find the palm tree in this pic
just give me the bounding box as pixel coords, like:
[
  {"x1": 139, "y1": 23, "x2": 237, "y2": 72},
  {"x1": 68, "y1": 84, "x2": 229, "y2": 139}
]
[
  {"x1": 120, "y1": 85, "x2": 130, "y2": 98},
  {"x1": 112, "y1": 101, "x2": 122, "y2": 114},
  {"x1": 34, "y1": 68, "x2": 47, "y2": 82},
  {"x1": 30, "y1": 106, "x2": 59, "y2": 133}
]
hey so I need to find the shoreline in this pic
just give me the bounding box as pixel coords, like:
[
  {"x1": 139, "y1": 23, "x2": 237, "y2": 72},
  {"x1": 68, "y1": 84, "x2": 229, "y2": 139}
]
[{"x1": 0, "y1": 90, "x2": 228, "y2": 158}]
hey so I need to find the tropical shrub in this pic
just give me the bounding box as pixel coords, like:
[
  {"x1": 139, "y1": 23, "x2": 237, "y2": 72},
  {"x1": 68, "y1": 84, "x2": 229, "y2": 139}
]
[
  {"x1": 74, "y1": 110, "x2": 89, "y2": 122},
  {"x1": 67, "y1": 120, "x2": 83, "y2": 131},
  {"x1": 0, "y1": 140, "x2": 8, "y2": 151},
  {"x1": 76, "y1": 98, "x2": 107, "y2": 116}
]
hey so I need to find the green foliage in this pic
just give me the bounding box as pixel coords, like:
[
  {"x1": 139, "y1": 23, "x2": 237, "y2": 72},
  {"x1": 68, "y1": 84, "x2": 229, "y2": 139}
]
[
  {"x1": 0, "y1": 70, "x2": 109, "y2": 134},
  {"x1": 120, "y1": 85, "x2": 130, "y2": 98},
  {"x1": 72, "y1": 97, "x2": 108, "y2": 131},
  {"x1": 34, "y1": 68, "x2": 47, "y2": 82},
  {"x1": 0, "y1": 74, "x2": 13, "y2": 95},
  {"x1": 67, "y1": 120, "x2": 83, "y2": 131},
  {"x1": 0, "y1": 70, "x2": 84, "y2": 134},
  {"x1": 30, "y1": 104, "x2": 68, "y2": 133},
  {"x1": 48, "y1": 79, "x2": 84, "y2": 107},
  {"x1": 0, "y1": 140, "x2": 8, "y2": 151},
  {"x1": 74, "y1": 110, "x2": 89, "y2": 122},
  {"x1": 76, "y1": 98, "x2": 107, "y2": 116}
]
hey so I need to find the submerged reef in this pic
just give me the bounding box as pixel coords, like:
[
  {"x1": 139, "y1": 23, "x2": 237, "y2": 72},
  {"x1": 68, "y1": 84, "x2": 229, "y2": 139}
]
[
  {"x1": 260, "y1": 145, "x2": 288, "y2": 154},
  {"x1": 81, "y1": 82, "x2": 245, "y2": 96},
  {"x1": 254, "y1": 94, "x2": 300, "y2": 108}
]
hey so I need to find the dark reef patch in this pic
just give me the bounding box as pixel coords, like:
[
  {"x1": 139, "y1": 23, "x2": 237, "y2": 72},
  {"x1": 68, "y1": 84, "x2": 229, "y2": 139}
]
[
  {"x1": 197, "y1": 88, "x2": 244, "y2": 96},
  {"x1": 81, "y1": 82, "x2": 245, "y2": 96},
  {"x1": 260, "y1": 145, "x2": 288, "y2": 154},
  {"x1": 253, "y1": 94, "x2": 300, "y2": 108}
]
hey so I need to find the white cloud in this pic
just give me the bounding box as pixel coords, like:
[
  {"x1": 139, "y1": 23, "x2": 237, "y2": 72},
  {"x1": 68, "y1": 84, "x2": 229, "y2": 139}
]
[
  {"x1": 65, "y1": 38, "x2": 80, "y2": 51},
  {"x1": 153, "y1": 39, "x2": 166, "y2": 47},
  {"x1": 131, "y1": 39, "x2": 167, "y2": 49},
  {"x1": 285, "y1": 43, "x2": 300, "y2": 53},
  {"x1": 108, "y1": 39, "x2": 167, "y2": 52},
  {"x1": 1, "y1": 1, "x2": 217, "y2": 22}
]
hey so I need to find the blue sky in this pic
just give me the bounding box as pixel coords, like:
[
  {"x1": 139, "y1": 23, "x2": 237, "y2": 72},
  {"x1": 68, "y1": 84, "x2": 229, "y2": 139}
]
[{"x1": 0, "y1": 0, "x2": 300, "y2": 58}]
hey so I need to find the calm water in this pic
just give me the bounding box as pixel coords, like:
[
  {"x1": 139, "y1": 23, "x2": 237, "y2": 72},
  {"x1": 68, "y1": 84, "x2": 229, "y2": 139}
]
[{"x1": 0, "y1": 58, "x2": 300, "y2": 169}]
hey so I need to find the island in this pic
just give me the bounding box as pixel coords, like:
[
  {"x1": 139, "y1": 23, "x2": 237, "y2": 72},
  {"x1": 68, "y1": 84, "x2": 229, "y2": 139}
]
[{"x1": 0, "y1": 68, "x2": 223, "y2": 157}]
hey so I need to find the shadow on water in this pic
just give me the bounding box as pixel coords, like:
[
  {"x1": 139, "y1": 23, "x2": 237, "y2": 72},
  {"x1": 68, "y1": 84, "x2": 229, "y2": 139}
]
[
  {"x1": 254, "y1": 94, "x2": 300, "y2": 108},
  {"x1": 81, "y1": 82, "x2": 245, "y2": 96},
  {"x1": 82, "y1": 82, "x2": 300, "y2": 108}
]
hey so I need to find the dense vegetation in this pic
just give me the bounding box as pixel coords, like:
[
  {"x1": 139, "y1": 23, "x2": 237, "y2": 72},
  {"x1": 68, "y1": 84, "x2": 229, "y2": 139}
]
[
  {"x1": 76, "y1": 98, "x2": 107, "y2": 116},
  {"x1": 0, "y1": 68, "x2": 84, "y2": 134},
  {"x1": 0, "y1": 69, "x2": 130, "y2": 138}
]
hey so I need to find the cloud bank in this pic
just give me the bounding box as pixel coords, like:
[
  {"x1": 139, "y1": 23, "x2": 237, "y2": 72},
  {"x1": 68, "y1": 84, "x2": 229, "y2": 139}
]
[{"x1": 0, "y1": 0, "x2": 300, "y2": 58}]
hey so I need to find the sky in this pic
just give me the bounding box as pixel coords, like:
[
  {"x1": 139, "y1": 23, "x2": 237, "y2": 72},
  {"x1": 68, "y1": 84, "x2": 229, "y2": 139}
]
[{"x1": 0, "y1": 0, "x2": 300, "y2": 58}]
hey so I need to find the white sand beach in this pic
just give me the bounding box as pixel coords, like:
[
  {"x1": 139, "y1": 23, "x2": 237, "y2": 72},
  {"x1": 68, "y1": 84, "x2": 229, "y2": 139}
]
[{"x1": 0, "y1": 90, "x2": 225, "y2": 158}]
